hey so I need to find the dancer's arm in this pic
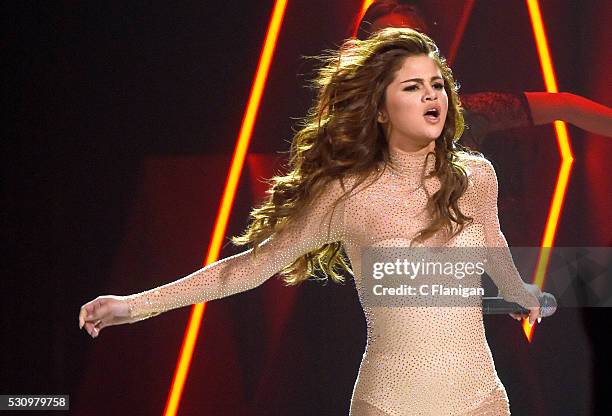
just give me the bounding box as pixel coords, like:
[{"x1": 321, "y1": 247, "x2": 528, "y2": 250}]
[
  {"x1": 472, "y1": 159, "x2": 541, "y2": 323},
  {"x1": 460, "y1": 92, "x2": 533, "y2": 149},
  {"x1": 460, "y1": 92, "x2": 612, "y2": 149},
  {"x1": 525, "y1": 92, "x2": 612, "y2": 137},
  {"x1": 79, "y1": 178, "x2": 349, "y2": 332},
  {"x1": 125, "y1": 179, "x2": 348, "y2": 321}
]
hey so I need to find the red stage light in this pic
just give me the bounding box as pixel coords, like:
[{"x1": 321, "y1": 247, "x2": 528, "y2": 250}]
[{"x1": 162, "y1": 2, "x2": 288, "y2": 414}]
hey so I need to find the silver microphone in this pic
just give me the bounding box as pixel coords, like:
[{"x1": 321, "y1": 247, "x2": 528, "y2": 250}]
[{"x1": 482, "y1": 292, "x2": 557, "y2": 317}]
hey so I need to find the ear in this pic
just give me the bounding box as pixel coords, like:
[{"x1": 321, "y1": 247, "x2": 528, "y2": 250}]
[{"x1": 377, "y1": 110, "x2": 388, "y2": 123}]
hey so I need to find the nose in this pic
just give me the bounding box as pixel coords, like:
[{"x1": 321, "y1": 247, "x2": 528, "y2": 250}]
[
  {"x1": 423, "y1": 85, "x2": 438, "y2": 101},
  {"x1": 423, "y1": 86, "x2": 437, "y2": 101}
]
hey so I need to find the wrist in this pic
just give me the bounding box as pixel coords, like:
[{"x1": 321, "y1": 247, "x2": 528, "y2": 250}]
[{"x1": 123, "y1": 293, "x2": 161, "y2": 323}]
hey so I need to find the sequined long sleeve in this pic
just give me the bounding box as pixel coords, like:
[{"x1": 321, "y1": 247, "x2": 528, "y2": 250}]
[
  {"x1": 124, "y1": 179, "x2": 348, "y2": 322},
  {"x1": 460, "y1": 92, "x2": 534, "y2": 149},
  {"x1": 472, "y1": 159, "x2": 539, "y2": 309}
]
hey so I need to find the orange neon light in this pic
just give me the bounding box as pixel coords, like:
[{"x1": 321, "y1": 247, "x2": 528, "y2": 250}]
[
  {"x1": 352, "y1": 0, "x2": 375, "y2": 37},
  {"x1": 359, "y1": 0, "x2": 375, "y2": 21},
  {"x1": 162, "y1": 2, "x2": 288, "y2": 415},
  {"x1": 522, "y1": 0, "x2": 574, "y2": 341},
  {"x1": 447, "y1": 0, "x2": 475, "y2": 65}
]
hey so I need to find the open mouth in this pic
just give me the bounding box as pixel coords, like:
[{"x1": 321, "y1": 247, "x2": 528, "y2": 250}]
[{"x1": 423, "y1": 107, "x2": 441, "y2": 121}]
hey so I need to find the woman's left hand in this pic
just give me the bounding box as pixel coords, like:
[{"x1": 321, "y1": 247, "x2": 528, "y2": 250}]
[{"x1": 509, "y1": 283, "x2": 542, "y2": 324}]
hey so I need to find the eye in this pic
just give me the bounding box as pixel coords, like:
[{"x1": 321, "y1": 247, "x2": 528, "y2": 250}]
[
  {"x1": 433, "y1": 83, "x2": 444, "y2": 90},
  {"x1": 403, "y1": 85, "x2": 419, "y2": 91}
]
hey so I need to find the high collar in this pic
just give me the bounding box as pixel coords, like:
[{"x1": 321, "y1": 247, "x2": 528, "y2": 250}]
[{"x1": 387, "y1": 140, "x2": 437, "y2": 177}]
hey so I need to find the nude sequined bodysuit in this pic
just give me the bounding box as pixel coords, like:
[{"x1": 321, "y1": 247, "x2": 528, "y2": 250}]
[{"x1": 126, "y1": 140, "x2": 538, "y2": 416}]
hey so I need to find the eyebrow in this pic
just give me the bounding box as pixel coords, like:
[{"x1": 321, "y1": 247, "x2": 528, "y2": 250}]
[{"x1": 400, "y1": 76, "x2": 444, "y2": 84}]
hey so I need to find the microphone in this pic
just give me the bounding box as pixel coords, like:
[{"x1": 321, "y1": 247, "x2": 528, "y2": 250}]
[{"x1": 482, "y1": 292, "x2": 557, "y2": 318}]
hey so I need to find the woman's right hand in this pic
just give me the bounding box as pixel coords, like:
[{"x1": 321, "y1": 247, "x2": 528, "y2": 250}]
[{"x1": 78, "y1": 295, "x2": 132, "y2": 338}]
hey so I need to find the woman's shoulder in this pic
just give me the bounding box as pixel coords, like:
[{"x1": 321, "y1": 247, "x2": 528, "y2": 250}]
[
  {"x1": 310, "y1": 175, "x2": 359, "y2": 208},
  {"x1": 324, "y1": 174, "x2": 358, "y2": 193},
  {"x1": 454, "y1": 152, "x2": 498, "y2": 196},
  {"x1": 456, "y1": 151, "x2": 496, "y2": 179}
]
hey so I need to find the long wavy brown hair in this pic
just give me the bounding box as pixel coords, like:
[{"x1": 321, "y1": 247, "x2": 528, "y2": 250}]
[{"x1": 232, "y1": 28, "x2": 471, "y2": 285}]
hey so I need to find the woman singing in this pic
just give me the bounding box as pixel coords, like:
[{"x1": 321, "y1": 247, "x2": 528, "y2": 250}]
[
  {"x1": 79, "y1": 28, "x2": 542, "y2": 415},
  {"x1": 357, "y1": 0, "x2": 612, "y2": 148}
]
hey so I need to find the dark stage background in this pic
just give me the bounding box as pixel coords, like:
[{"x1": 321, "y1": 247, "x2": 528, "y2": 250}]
[{"x1": 4, "y1": 1, "x2": 611, "y2": 415}]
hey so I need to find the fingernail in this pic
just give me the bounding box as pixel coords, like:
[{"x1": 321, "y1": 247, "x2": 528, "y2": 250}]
[{"x1": 537, "y1": 317, "x2": 542, "y2": 323}]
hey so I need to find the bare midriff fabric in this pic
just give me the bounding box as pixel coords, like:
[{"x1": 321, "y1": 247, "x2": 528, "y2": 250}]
[{"x1": 126, "y1": 140, "x2": 537, "y2": 415}]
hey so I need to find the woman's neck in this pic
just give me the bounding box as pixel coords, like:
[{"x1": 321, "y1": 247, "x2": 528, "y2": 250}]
[{"x1": 386, "y1": 140, "x2": 436, "y2": 179}]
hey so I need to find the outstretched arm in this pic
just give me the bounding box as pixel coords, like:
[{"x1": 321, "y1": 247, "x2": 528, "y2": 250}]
[
  {"x1": 460, "y1": 92, "x2": 612, "y2": 149},
  {"x1": 525, "y1": 92, "x2": 612, "y2": 137},
  {"x1": 471, "y1": 159, "x2": 541, "y2": 324},
  {"x1": 79, "y1": 178, "x2": 349, "y2": 335},
  {"x1": 460, "y1": 92, "x2": 533, "y2": 149}
]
